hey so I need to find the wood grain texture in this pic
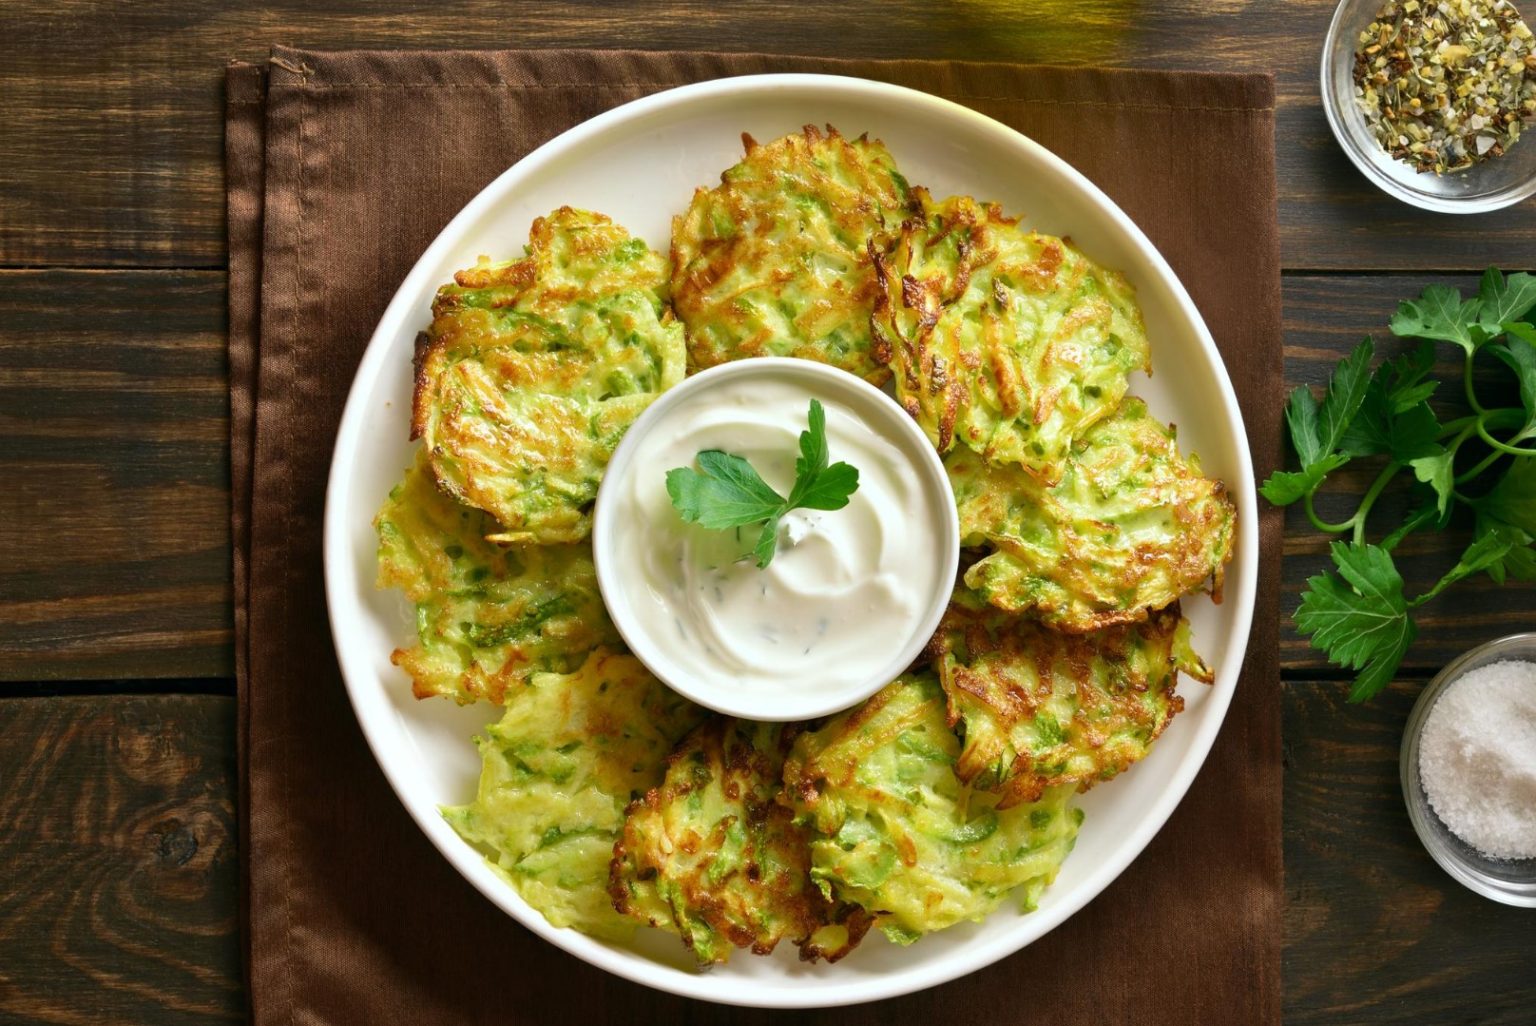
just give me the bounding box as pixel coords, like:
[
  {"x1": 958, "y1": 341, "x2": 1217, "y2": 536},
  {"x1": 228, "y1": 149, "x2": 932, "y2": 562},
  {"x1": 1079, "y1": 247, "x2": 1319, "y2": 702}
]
[
  {"x1": 0, "y1": 270, "x2": 233, "y2": 682},
  {"x1": 0, "y1": 695, "x2": 242, "y2": 1026},
  {"x1": 2, "y1": 687, "x2": 1529, "y2": 1026},
  {"x1": 3, "y1": 0, "x2": 1536, "y2": 270},
  {"x1": 1283, "y1": 680, "x2": 1536, "y2": 1026}
]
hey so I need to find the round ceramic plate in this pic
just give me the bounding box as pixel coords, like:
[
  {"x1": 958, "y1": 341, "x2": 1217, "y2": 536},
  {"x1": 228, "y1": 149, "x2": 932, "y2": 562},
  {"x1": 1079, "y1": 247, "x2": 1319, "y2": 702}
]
[{"x1": 323, "y1": 74, "x2": 1259, "y2": 1009}]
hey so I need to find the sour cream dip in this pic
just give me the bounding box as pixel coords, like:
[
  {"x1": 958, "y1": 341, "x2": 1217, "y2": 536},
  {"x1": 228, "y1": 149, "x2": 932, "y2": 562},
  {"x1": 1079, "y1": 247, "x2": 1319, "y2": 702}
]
[{"x1": 593, "y1": 359, "x2": 958, "y2": 721}]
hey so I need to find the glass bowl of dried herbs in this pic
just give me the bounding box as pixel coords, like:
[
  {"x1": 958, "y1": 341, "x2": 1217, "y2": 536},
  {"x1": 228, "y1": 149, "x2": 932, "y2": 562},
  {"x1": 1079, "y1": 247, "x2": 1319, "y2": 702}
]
[{"x1": 1323, "y1": 0, "x2": 1536, "y2": 212}]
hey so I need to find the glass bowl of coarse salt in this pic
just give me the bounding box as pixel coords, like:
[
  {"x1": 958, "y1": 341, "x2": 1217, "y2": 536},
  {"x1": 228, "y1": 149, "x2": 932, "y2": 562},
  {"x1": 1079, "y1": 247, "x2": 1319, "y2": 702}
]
[
  {"x1": 1401, "y1": 632, "x2": 1536, "y2": 905},
  {"x1": 1323, "y1": 0, "x2": 1536, "y2": 213}
]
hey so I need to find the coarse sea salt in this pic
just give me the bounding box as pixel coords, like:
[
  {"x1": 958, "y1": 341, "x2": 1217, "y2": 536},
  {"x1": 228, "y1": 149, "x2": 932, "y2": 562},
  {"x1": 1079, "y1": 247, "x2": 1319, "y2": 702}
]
[{"x1": 1419, "y1": 659, "x2": 1536, "y2": 860}]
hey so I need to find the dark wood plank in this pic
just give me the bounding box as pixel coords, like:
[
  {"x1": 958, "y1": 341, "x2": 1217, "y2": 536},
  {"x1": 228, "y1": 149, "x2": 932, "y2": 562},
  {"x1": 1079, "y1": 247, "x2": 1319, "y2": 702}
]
[
  {"x1": 4, "y1": 0, "x2": 1536, "y2": 270},
  {"x1": 0, "y1": 270, "x2": 232, "y2": 681},
  {"x1": 1283, "y1": 679, "x2": 1536, "y2": 1026},
  {"x1": 2, "y1": 683, "x2": 1528, "y2": 1025},
  {"x1": 1279, "y1": 273, "x2": 1536, "y2": 675},
  {"x1": 0, "y1": 694, "x2": 241, "y2": 1026}
]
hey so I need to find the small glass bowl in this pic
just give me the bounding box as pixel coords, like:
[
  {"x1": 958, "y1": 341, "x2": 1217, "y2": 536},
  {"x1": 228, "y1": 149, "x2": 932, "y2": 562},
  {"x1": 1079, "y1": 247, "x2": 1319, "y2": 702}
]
[
  {"x1": 1322, "y1": 0, "x2": 1536, "y2": 213},
  {"x1": 1401, "y1": 632, "x2": 1536, "y2": 906}
]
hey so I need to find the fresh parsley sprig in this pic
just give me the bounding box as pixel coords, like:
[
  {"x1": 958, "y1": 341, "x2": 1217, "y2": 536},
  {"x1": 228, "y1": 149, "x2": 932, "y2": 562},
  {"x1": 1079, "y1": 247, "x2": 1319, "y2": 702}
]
[
  {"x1": 665, "y1": 399, "x2": 860, "y2": 569},
  {"x1": 1262, "y1": 269, "x2": 1536, "y2": 702}
]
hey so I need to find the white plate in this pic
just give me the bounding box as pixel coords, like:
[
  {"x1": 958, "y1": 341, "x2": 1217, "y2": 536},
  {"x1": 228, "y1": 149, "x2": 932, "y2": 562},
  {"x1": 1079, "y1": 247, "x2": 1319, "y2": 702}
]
[{"x1": 323, "y1": 74, "x2": 1258, "y2": 1009}]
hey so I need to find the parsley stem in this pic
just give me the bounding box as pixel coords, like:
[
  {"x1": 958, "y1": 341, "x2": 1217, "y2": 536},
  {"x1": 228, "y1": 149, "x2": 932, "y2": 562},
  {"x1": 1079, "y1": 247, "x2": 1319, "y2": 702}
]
[
  {"x1": 1437, "y1": 413, "x2": 1480, "y2": 438},
  {"x1": 1439, "y1": 418, "x2": 1483, "y2": 482},
  {"x1": 1304, "y1": 492, "x2": 1356, "y2": 533},
  {"x1": 1463, "y1": 349, "x2": 1487, "y2": 415},
  {"x1": 1413, "y1": 563, "x2": 1468, "y2": 607},
  {"x1": 1351, "y1": 461, "x2": 1401, "y2": 546},
  {"x1": 1479, "y1": 407, "x2": 1527, "y2": 431},
  {"x1": 1446, "y1": 409, "x2": 1525, "y2": 482},
  {"x1": 1446, "y1": 419, "x2": 1479, "y2": 454},
  {"x1": 1476, "y1": 419, "x2": 1536, "y2": 456}
]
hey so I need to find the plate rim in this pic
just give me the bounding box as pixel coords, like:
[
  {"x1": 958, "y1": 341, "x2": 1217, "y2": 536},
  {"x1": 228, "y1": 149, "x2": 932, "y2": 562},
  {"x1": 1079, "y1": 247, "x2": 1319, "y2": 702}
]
[{"x1": 322, "y1": 71, "x2": 1259, "y2": 1008}]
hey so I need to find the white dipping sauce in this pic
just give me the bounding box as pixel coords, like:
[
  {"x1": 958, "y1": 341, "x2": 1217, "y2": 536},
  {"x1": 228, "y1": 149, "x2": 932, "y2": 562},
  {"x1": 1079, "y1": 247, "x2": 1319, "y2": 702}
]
[{"x1": 607, "y1": 374, "x2": 947, "y2": 700}]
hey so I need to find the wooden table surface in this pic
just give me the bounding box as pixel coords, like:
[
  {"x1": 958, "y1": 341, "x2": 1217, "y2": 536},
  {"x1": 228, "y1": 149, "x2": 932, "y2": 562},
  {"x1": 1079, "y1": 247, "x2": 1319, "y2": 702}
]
[{"x1": 3, "y1": 2, "x2": 1535, "y2": 1023}]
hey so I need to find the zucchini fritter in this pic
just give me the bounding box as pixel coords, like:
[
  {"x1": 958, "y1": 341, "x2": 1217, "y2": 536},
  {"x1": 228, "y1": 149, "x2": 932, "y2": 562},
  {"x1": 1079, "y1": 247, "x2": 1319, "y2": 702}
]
[
  {"x1": 671, "y1": 124, "x2": 912, "y2": 382},
  {"x1": 610, "y1": 719, "x2": 873, "y2": 965},
  {"x1": 951, "y1": 397, "x2": 1235, "y2": 632},
  {"x1": 443, "y1": 649, "x2": 707, "y2": 940},
  {"x1": 871, "y1": 191, "x2": 1150, "y2": 484},
  {"x1": 374, "y1": 451, "x2": 620, "y2": 704},
  {"x1": 930, "y1": 596, "x2": 1212, "y2": 807},
  {"x1": 413, "y1": 207, "x2": 685, "y2": 543},
  {"x1": 782, "y1": 675, "x2": 1082, "y2": 943}
]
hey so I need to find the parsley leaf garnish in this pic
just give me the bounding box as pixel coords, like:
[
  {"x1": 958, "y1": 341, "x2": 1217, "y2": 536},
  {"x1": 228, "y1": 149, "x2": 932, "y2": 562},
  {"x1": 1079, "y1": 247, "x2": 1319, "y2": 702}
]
[
  {"x1": 1489, "y1": 337, "x2": 1536, "y2": 432},
  {"x1": 1259, "y1": 337, "x2": 1373, "y2": 507},
  {"x1": 1296, "y1": 542, "x2": 1416, "y2": 704},
  {"x1": 665, "y1": 399, "x2": 861, "y2": 569},
  {"x1": 1389, "y1": 283, "x2": 1486, "y2": 352},
  {"x1": 1476, "y1": 267, "x2": 1536, "y2": 333},
  {"x1": 1263, "y1": 270, "x2": 1536, "y2": 702},
  {"x1": 1298, "y1": 532, "x2": 1513, "y2": 703}
]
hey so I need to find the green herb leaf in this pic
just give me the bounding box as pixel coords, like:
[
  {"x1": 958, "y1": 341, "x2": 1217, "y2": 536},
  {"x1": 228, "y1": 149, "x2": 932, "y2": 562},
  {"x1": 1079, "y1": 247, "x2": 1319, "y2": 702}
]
[
  {"x1": 1284, "y1": 385, "x2": 1324, "y2": 467},
  {"x1": 1474, "y1": 456, "x2": 1536, "y2": 534},
  {"x1": 792, "y1": 461, "x2": 860, "y2": 511},
  {"x1": 754, "y1": 516, "x2": 782, "y2": 569},
  {"x1": 1476, "y1": 518, "x2": 1536, "y2": 585},
  {"x1": 1504, "y1": 320, "x2": 1536, "y2": 346},
  {"x1": 666, "y1": 452, "x2": 786, "y2": 530},
  {"x1": 1476, "y1": 268, "x2": 1536, "y2": 331},
  {"x1": 1417, "y1": 530, "x2": 1515, "y2": 601},
  {"x1": 1319, "y1": 337, "x2": 1375, "y2": 453},
  {"x1": 1391, "y1": 283, "x2": 1485, "y2": 353},
  {"x1": 785, "y1": 399, "x2": 861, "y2": 511},
  {"x1": 1508, "y1": 545, "x2": 1536, "y2": 581},
  {"x1": 1261, "y1": 342, "x2": 1374, "y2": 509},
  {"x1": 1409, "y1": 450, "x2": 1456, "y2": 517},
  {"x1": 1341, "y1": 380, "x2": 1441, "y2": 461},
  {"x1": 1488, "y1": 339, "x2": 1536, "y2": 429},
  {"x1": 1260, "y1": 453, "x2": 1347, "y2": 505},
  {"x1": 666, "y1": 399, "x2": 862, "y2": 569},
  {"x1": 1381, "y1": 339, "x2": 1439, "y2": 413},
  {"x1": 796, "y1": 399, "x2": 830, "y2": 479},
  {"x1": 1295, "y1": 541, "x2": 1415, "y2": 703}
]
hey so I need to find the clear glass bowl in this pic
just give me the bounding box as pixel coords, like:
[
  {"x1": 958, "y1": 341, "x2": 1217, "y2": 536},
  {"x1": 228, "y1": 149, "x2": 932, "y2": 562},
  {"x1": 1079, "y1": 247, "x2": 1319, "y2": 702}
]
[
  {"x1": 1401, "y1": 632, "x2": 1536, "y2": 906},
  {"x1": 1323, "y1": 0, "x2": 1536, "y2": 213}
]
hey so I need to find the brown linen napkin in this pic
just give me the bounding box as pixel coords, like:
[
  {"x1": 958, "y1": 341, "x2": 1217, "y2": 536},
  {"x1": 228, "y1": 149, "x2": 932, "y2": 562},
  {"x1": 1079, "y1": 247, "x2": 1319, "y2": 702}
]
[{"x1": 227, "y1": 47, "x2": 1282, "y2": 1026}]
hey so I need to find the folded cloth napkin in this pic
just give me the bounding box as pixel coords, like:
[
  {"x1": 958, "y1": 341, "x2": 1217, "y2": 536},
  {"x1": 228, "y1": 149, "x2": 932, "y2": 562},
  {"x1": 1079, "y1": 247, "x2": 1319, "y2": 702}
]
[{"x1": 227, "y1": 46, "x2": 1282, "y2": 1025}]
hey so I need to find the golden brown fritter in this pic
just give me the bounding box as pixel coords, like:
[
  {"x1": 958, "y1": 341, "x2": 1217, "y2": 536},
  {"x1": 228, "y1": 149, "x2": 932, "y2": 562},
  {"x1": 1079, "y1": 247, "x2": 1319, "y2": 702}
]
[
  {"x1": 413, "y1": 207, "x2": 684, "y2": 543},
  {"x1": 929, "y1": 594, "x2": 1212, "y2": 807},
  {"x1": 610, "y1": 718, "x2": 872, "y2": 965},
  {"x1": 442, "y1": 649, "x2": 707, "y2": 940},
  {"x1": 782, "y1": 675, "x2": 1082, "y2": 943},
  {"x1": 374, "y1": 450, "x2": 620, "y2": 704},
  {"x1": 950, "y1": 397, "x2": 1235, "y2": 632},
  {"x1": 871, "y1": 190, "x2": 1150, "y2": 484},
  {"x1": 671, "y1": 124, "x2": 913, "y2": 382}
]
